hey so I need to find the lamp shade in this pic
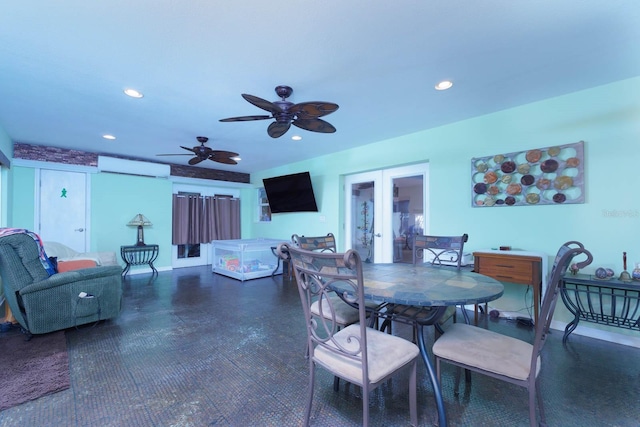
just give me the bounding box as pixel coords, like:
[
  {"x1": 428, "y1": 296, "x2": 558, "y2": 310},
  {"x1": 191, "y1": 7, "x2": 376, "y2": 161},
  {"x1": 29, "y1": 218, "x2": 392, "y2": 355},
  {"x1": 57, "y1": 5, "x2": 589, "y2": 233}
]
[{"x1": 127, "y1": 214, "x2": 152, "y2": 227}]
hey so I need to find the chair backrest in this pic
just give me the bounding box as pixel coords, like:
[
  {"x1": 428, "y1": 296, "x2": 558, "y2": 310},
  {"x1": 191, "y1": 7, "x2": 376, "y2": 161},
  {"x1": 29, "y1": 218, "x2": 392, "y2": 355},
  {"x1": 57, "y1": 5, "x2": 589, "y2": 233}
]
[
  {"x1": 291, "y1": 233, "x2": 336, "y2": 252},
  {"x1": 276, "y1": 243, "x2": 371, "y2": 382},
  {"x1": 413, "y1": 233, "x2": 468, "y2": 270},
  {"x1": 531, "y1": 241, "x2": 592, "y2": 364},
  {"x1": 0, "y1": 233, "x2": 51, "y2": 329}
]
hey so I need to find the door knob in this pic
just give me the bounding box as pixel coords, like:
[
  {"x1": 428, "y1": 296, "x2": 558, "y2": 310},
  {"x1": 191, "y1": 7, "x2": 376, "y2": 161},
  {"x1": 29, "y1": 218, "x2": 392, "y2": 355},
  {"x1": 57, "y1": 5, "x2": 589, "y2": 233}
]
[
  {"x1": 375, "y1": 233, "x2": 382, "y2": 237},
  {"x1": 75, "y1": 228, "x2": 84, "y2": 232}
]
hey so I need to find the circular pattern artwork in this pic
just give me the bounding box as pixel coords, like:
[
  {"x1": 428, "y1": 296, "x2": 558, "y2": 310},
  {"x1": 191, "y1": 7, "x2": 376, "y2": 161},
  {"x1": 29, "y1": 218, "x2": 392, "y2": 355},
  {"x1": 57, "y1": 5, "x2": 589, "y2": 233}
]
[{"x1": 471, "y1": 141, "x2": 584, "y2": 207}]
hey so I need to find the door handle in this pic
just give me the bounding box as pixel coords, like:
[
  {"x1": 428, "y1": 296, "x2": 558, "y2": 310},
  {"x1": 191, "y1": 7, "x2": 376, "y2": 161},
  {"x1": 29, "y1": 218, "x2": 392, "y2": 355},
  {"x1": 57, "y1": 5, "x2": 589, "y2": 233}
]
[
  {"x1": 375, "y1": 233, "x2": 382, "y2": 237},
  {"x1": 75, "y1": 228, "x2": 84, "y2": 232}
]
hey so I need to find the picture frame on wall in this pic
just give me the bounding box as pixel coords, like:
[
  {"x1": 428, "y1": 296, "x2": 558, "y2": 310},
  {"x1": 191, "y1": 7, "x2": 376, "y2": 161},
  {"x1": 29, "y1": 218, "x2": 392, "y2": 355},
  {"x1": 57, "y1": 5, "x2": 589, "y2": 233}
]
[{"x1": 471, "y1": 140, "x2": 584, "y2": 207}]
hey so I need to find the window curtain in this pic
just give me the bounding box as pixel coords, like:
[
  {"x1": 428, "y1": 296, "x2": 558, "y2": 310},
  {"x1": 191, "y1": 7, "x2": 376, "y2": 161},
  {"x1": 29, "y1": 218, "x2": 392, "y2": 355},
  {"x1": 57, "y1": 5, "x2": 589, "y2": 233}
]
[
  {"x1": 172, "y1": 194, "x2": 202, "y2": 245},
  {"x1": 173, "y1": 194, "x2": 240, "y2": 245},
  {"x1": 202, "y1": 196, "x2": 240, "y2": 241}
]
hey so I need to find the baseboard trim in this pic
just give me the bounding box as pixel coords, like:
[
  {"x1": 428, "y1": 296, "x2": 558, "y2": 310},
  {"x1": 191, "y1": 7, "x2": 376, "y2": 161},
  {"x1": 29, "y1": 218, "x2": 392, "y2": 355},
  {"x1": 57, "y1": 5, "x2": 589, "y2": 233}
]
[{"x1": 550, "y1": 320, "x2": 640, "y2": 349}]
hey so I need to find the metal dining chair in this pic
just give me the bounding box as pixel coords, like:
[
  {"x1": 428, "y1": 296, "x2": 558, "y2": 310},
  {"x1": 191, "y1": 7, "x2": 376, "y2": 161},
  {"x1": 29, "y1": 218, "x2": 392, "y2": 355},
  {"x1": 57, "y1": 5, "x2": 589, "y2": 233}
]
[
  {"x1": 381, "y1": 233, "x2": 469, "y2": 340},
  {"x1": 432, "y1": 241, "x2": 593, "y2": 427},
  {"x1": 292, "y1": 232, "x2": 380, "y2": 392},
  {"x1": 277, "y1": 243, "x2": 419, "y2": 427}
]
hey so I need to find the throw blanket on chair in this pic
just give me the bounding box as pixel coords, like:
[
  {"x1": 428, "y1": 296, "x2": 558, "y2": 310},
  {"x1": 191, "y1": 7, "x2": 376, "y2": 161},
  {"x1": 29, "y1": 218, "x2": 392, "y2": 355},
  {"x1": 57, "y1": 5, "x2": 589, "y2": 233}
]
[{"x1": 0, "y1": 228, "x2": 56, "y2": 276}]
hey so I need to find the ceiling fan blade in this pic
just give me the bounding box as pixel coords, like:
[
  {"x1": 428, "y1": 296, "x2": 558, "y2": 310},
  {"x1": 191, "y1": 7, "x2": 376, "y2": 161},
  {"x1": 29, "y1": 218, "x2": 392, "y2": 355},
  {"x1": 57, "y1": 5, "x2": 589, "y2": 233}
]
[
  {"x1": 209, "y1": 155, "x2": 238, "y2": 165},
  {"x1": 289, "y1": 102, "x2": 339, "y2": 119},
  {"x1": 242, "y1": 94, "x2": 283, "y2": 114},
  {"x1": 292, "y1": 118, "x2": 336, "y2": 133},
  {"x1": 180, "y1": 145, "x2": 198, "y2": 154},
  {"x1": 268, "y1": 121, "x2": 291, "y2": 138},
  {"x1": 188, "y1": 157, "x2": 205, "y2": 165},
  {"x1": 219, "y1": 115, "x2": 271, "y2": 122},
  {"x1": 211, "y1": 150, "x2": 239, "y2": 158}
]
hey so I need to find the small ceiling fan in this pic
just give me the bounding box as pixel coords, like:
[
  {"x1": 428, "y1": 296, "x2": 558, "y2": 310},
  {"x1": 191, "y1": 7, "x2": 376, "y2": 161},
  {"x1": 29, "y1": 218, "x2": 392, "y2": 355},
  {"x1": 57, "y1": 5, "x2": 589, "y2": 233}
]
[
  {"x1": 156, "y1": 136, "x2": 239, "y2": 165},
  {"x1": 219, "y1": 85, "x2": 339, "y2": 138}
]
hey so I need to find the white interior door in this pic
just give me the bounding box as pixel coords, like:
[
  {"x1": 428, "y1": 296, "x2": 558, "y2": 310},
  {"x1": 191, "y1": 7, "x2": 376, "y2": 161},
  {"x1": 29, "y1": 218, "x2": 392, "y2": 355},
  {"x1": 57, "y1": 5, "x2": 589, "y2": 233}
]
[
  {"x1": 344, "y1": 163, "x2": 429, "y2": 263},
  {"x1": 38, "y1": 169, "x2": 88, "y2": 252}
]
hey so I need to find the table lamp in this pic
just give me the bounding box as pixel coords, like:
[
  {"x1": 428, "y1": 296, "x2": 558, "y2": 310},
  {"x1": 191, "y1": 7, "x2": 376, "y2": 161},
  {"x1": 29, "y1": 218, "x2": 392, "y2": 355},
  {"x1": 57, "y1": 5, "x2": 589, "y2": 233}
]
[{"x1": 127, "y1": 214, "x2": 152, "y2": 246}]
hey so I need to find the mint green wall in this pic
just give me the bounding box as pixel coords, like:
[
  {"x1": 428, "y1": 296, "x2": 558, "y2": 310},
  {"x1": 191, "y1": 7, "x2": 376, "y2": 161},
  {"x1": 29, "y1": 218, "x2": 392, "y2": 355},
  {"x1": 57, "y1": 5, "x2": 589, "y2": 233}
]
[
  {"x1": 249, "y1": 76, "x2": 640, "y2": 270},
  {"x1": 7, "y1": 169, "x2": 173, "y2": 270},
  {"x1": 92, "y1": 173, "x2": 173, "y2": 269},
  {"x1": 10, "y1": 166, "x2": 36, "y2": 229},
  {"x1": 246, "y1": 77, "x2": 640, "y2": 337},
  {"x1": 0, "y1": 126, "x2": 11, "y2": 227}
]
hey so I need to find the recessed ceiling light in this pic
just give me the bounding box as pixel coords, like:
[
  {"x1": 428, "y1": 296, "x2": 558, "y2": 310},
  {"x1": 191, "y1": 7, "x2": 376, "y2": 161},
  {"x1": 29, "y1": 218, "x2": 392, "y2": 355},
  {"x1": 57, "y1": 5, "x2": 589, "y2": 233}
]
[
  {"x1": 291, "y1": 135, "x2": 303, "y2": 141},
  {"x1": 435, "y1": 80, "x2": 453, "y2": 91},
  {"x1": 123, "y1": 88, "x2": 143, "y2": 98},
  {"x1": 102, "y1": 134, "x2": 116, "y2": 140}
]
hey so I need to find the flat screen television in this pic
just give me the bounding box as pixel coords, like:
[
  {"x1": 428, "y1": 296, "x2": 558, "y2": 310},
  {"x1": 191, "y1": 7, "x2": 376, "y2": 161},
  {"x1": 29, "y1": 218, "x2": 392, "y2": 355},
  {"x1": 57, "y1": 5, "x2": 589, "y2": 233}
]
[{"x1": 262, "y1": 171, "x2": 318, "y2": 213}]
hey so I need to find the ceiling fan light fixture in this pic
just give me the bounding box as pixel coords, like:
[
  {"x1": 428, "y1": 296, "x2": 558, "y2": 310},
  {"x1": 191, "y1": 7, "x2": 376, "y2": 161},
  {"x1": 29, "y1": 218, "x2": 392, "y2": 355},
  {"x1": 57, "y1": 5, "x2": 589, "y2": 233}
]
[
  {"x1": 231, "y1": 156, "x2": 242, "y2": 161},
  {"x1": 435, "y1": 80, "x2": 453, "y2": 91},
  {"x1": 124, "y1": 88, "x2": 144, "y2": 98},
  {"x1": 102, "y1": 134, "x2": 116, "y2": 140},
  {"x1": 291, "y1": 135, "x2": 302, "y2": 141}
]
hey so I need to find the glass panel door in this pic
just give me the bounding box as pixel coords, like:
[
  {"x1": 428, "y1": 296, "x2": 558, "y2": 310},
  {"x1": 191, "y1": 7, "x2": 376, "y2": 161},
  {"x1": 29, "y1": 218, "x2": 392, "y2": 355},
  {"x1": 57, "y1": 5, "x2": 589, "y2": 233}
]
[
  {"x1": 392, "y1": 175, "x2": 424, "y2": 263},
  {"x1": 344, "y1": 163, "x2": 429, "y2": 264},
  {"x1": 344, "y1": 172, "x2": 382, "y2": 263}
]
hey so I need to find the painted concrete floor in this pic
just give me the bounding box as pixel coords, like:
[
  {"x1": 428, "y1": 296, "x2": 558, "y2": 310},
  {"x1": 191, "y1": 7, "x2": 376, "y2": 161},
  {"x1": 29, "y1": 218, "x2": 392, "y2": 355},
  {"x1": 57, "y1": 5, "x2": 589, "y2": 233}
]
[{"x1": 1, "y1": 265, "x2": 638, "y2": 426}]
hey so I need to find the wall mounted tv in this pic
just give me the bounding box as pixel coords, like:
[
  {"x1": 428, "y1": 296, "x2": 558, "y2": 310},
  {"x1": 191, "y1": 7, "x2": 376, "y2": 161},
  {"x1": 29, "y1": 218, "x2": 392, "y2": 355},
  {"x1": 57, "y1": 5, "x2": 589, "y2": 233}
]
[{"x1": 262, "y1": 171, "x2": 318, "y2": 213}]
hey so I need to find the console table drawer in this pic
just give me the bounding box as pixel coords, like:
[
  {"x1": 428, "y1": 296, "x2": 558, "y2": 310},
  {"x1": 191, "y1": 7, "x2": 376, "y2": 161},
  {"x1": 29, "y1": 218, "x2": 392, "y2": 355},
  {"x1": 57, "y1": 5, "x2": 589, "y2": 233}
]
[{"x1": 477, "y1": 258, "x2": 534, "y2": 283}]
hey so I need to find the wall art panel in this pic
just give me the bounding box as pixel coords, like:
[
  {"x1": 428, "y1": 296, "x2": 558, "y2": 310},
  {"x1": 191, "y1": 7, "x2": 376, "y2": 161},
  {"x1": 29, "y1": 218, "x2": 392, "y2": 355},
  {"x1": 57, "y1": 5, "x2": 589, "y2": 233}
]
[{"x1": 471, "y1": 140, "x2": 584, "y2": 207}]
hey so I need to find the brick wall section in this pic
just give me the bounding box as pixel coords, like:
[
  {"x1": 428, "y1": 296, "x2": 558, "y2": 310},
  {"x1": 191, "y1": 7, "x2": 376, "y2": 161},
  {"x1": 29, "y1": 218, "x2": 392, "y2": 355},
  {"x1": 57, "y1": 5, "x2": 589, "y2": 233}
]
[
  {"x1": 14, "y1": 142, "x2": 98, "y2": 166},
  {"x1": 13, "y1": 142, "x2": 250, "y2": 183}
]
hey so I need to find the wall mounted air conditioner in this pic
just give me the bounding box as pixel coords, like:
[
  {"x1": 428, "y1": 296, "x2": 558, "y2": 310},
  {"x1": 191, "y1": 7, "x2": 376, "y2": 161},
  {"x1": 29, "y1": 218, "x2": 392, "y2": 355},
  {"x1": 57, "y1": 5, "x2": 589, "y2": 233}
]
[{"x1": 97, "y1": 156, "x2": 170, "y2": 178}]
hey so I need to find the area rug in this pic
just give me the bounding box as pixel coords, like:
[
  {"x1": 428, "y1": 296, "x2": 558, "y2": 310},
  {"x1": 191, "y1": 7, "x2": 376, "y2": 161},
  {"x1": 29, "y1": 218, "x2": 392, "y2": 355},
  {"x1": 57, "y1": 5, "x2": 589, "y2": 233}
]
[{"x1": 0, "y1": 329, "x2": 70, "y2": 411}]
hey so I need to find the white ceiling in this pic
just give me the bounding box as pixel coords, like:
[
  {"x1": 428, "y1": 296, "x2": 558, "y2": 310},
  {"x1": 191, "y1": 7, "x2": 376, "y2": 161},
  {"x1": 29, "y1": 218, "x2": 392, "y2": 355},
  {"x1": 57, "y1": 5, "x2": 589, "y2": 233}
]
[{"x1": 1, "y1": 1, "x2": 639, "y2": 175}]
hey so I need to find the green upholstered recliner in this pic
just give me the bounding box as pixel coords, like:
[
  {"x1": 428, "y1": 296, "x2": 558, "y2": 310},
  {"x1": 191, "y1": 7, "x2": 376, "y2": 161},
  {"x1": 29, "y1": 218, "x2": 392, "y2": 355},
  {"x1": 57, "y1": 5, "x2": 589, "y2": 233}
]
[{"x1": 0, "y1": 233, "x2": 123, "y2": 335}]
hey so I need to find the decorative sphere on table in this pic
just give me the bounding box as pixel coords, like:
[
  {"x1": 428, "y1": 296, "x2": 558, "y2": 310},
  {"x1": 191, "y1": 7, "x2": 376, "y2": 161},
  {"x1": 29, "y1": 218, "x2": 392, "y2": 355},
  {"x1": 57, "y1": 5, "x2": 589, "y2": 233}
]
[
  {"x1": 632, "y1": 263, "x2": 640, "y2": 281},
  {"x1": 595, "y1": 267, "x2": 608, "y2": 279},
  {"x1": 605, "y1": 268, "x2": 615, "y2": 278}
]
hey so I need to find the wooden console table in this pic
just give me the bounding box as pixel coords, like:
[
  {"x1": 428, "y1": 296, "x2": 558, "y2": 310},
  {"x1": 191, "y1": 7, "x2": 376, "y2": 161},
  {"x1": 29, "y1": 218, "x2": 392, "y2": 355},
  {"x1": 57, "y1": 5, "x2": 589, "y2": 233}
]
[
  {"x1": 560, "y1": 273, "x2": 640, "y2": 343},
  {"x1": 473, "y1": 251, "x2": 543, "y2": 324},
  {"x1": 120, "y1": 244, "x2": 159, "y2": 277}
]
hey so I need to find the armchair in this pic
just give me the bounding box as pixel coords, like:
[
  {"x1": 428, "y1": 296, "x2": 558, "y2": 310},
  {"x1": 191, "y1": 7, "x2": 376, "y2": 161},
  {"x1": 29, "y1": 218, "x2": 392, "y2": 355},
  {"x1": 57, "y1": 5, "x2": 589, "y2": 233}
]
[{"x1": 0, "y1": 233, "x2": 123, "y2": 336}]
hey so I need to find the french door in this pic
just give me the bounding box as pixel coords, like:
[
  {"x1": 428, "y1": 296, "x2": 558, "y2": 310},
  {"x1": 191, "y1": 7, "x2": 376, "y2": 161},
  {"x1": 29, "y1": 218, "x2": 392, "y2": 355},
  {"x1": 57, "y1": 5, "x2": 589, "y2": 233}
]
[{"x1": 344, "y1": 163, "x2": 428, "y2": 263}]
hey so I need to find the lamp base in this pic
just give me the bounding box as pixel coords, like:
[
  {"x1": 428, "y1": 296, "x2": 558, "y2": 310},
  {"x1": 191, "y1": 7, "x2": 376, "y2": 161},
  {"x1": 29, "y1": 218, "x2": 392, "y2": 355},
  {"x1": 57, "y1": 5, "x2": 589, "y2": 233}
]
[{"x1": 135, "y1": 225, "x2": 146, "y2": 246}]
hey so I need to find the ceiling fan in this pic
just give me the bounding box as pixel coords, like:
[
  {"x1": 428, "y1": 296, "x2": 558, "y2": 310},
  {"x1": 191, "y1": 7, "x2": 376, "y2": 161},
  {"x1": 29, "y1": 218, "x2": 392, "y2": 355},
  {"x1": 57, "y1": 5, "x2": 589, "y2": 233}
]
[
  {"x1": 219, "y1": 85, "x2": 339, "y2": 138},
  {"x1": 156, "y1": 136, "x2": 239, "y2": 165}
]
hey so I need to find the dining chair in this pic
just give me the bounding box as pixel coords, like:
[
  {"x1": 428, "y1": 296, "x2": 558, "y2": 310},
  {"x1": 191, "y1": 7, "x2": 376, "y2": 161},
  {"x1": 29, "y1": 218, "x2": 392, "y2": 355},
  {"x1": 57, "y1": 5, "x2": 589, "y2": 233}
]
[
  {"x1": 277, "y1": 243, "x2": 419, "y2": 427},
  {"x1": 291, "y1": 233, "x2": 359, "y2": 328},
  {"x1": 292, "y1": 233, "x2": 380, "y2": 391},
  {"x1": 432, "y1": 241, "x2": 593, "y2": 427},
  {"x1": 381, "y1": 233, "x2": 469, "y2": 340}
]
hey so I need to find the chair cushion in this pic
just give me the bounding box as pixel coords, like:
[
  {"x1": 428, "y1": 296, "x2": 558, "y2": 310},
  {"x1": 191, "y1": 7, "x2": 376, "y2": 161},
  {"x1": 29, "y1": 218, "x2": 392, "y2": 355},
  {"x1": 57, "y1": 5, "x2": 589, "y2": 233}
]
[
  {"x1": 314, "y1": 324, "x2": 419, "y2": 384},
  {"x1": 57, "y1": 259, "x2": 97, "y2": 272},
  {"x1": 310, "y1": 295, "x2": 360, "y2": 326},
  {"x1": 432, "y1": 323, "x2": 540, "y2": 381}
]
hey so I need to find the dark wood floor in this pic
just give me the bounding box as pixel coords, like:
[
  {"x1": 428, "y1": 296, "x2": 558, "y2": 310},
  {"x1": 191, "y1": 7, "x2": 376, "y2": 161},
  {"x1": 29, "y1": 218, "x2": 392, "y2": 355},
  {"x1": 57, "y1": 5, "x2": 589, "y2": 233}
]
[{"x1": 1, "y1": 266, "x2": 639, "y2": 426}]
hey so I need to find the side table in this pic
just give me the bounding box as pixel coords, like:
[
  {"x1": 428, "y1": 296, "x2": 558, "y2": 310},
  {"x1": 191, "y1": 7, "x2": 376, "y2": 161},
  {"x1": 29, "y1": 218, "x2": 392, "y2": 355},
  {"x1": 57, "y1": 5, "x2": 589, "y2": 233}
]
[
  {"x1": 473, "y1": 250, "x2": 544, "y2": 324},
  {"x1": 121, "y1": 244, "x2": 159, "y2": 277},
  {"x1": 560, "y1": 273, "x2": 640, "y2": 342}
]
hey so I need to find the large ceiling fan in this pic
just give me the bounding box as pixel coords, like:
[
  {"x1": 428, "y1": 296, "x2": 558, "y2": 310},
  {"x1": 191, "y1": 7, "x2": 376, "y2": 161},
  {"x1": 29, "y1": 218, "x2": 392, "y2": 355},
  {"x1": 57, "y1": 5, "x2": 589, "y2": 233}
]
[
  {"x1": 219, "y1": 85, "x2": 339, "y2": 138},
  {"x1": 156, "y1": 136, "x2": 239, "y2": 165}
]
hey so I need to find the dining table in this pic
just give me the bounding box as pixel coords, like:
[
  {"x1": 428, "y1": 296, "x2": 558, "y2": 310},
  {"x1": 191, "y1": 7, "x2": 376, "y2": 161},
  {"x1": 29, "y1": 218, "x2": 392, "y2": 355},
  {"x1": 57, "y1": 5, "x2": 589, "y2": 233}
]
[{"x1": 336, "y1": 262, "x2": 504, "y2": 427}]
